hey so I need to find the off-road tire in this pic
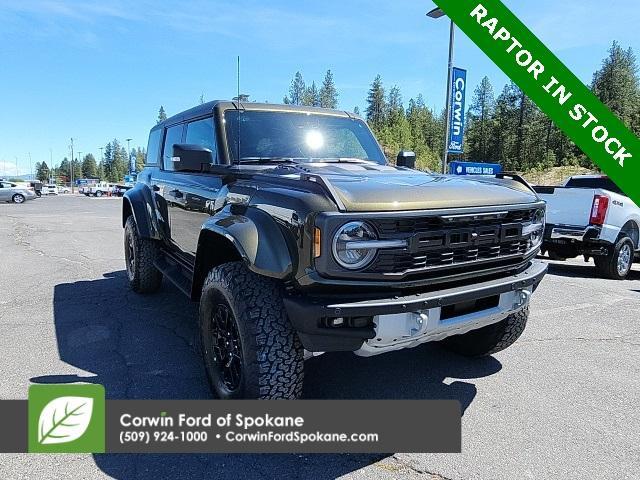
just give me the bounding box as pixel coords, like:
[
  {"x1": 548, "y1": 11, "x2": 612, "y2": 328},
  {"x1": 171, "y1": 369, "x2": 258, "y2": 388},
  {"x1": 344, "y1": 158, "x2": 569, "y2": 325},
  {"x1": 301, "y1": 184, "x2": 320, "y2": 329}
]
[
  {"x1": 440, "y1": 306, "x2": 529, "y2": 357},
  {"x1": 124, "y1": 216, "x2": 162, "y2": 293},
  {"x1": 594, "y1": 236, "x2": 634, "y2": 280},
  {"x1": 96, "y1": 190, "x2": 103, "y2": 197},
  {"x1": 199, "y1": 261, "x2": 304, "y2": 399},
  {"x1": 12, "y1": 194, "x2": 25, "y2": 204}
]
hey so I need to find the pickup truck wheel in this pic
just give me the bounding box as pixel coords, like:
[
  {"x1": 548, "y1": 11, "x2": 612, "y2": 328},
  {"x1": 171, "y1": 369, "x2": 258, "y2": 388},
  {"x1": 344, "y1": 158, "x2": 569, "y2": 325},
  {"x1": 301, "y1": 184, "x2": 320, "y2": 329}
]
[
  {"x1": 95, "y1": 190, "x2": 103, "y2": 197},
  {"x1": 594, "y1": 237, "x2": 634, "y2": 280},
  {"x1": 124, "y1": 216, "x2": 162, "y2": 293},
  {"x1": 199, "y1": 262, "x2": 304, "y2": 399},
  {"x1": 440, "y1": 306, "x2": 529, "y2": 357}
]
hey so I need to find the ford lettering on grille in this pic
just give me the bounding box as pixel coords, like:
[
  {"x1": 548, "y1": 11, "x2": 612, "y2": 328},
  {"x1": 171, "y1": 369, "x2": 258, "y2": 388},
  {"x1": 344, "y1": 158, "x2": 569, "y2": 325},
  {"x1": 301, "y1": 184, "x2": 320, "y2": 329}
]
[{"x1": 408, "y1": 223, "x2": 524, "y2": 254}]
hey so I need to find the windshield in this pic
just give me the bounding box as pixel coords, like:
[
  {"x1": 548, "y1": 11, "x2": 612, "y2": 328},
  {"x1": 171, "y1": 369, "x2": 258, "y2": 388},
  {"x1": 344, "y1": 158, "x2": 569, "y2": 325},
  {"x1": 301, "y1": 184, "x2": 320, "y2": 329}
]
[{"x1": 224, "y1": 110, "x2": 386, "y2": 164}]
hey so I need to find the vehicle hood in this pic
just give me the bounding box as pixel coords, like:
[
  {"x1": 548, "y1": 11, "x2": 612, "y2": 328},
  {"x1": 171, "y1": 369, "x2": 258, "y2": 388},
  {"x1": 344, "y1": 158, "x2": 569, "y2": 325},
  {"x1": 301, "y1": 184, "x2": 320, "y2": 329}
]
[{"x1": 284, "y1": 163, "x2": 539, "y2": 211}]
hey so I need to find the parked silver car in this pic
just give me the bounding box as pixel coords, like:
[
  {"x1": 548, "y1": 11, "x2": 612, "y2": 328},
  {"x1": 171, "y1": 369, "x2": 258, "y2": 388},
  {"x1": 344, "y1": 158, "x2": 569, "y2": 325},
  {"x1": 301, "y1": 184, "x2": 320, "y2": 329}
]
[{"x1": 0, "y1": 181, "x2": 37, "y2": 203}]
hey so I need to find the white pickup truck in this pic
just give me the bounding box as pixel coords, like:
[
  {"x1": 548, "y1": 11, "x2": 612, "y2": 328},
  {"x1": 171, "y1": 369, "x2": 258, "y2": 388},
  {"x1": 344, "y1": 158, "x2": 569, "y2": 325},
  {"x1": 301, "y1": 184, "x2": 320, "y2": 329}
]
[
  {"x1": 534, "y1": 175, "x2": 639, "y2": 279},
  {"x1": 88, "y1": 182, "x2": 114, "y2": 197}
]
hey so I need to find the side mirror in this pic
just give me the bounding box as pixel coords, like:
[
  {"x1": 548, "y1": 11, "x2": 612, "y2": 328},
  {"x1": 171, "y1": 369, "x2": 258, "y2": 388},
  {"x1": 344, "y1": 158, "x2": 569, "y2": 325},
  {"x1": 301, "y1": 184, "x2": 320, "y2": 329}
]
[
  {"x1": 172, "y1": 144, "x2": 213, "y2": 172},
  {"x1": 396, "y1": 150, "x2": 416, "y2": 169}
]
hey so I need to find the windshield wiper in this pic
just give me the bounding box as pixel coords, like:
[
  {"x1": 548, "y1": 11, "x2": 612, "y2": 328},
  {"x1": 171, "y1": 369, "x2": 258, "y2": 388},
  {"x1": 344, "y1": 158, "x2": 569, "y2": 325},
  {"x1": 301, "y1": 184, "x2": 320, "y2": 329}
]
[
  {"x1": 311, "y1": 157, "x2": 375, "y2": 164},
  {"x1": 239, "y1": 157, "x2": 302, "y2": 164}
]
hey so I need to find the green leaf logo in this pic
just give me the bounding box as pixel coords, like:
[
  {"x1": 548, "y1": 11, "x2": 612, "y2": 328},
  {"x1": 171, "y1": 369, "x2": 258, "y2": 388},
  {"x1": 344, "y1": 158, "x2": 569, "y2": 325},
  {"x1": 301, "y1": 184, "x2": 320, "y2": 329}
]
[{"x1": 37, "y1": 396, "x2": 94, "y2": 445}]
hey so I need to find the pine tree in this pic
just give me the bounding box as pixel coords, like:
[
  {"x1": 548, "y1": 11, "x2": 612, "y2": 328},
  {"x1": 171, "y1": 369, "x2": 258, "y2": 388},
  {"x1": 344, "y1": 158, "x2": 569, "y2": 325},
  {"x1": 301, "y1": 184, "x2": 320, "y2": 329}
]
[
  {"x1": 302, "y1": 81, "x2": 320, "y2": 106},
  {"x1": 157, "y1": 106, "x2": 167, "y2": 124},
  {"x1": 81, "y1": 154, "x2": 98, "y2": 178},
  {"x1": 465, "y1": 76, "x2": 495, "y2": 161},
  {"x1": 35, "y1": 162, "x2": 50, "y2": 182},
  {"x1": 592, "y1": 41, "x2": 640, "y2": 134},
  {"x1": 366, "y1": 75, "x2": 386, "y2": 129},
  {"x1": 58, "y1": 158, "x2": 70, "y2": 182},
  {"x1": 319, "y1": 70, "x2": 338, "y2": 108},
  {"x1": 284, "y1": 72, "x2": 306, "y2": 105},
  {"x1": 103, "y1": 142, "x2": 113, "y2": 181}
]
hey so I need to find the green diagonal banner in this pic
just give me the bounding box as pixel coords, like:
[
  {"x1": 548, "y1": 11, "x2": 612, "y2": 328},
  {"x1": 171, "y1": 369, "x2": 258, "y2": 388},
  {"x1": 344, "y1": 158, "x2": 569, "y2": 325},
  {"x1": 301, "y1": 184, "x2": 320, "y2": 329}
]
[{"x1": 433, "y1": 0, "x2": 640, "y2": 205}]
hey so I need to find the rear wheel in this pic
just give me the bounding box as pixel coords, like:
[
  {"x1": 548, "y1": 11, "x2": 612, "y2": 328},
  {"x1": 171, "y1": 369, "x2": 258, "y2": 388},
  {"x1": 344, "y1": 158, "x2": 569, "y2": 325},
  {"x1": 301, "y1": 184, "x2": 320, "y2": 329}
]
[
  {"x1": 124, "y1": 216, "x2": 162, "y2": 293},
  {"x1": 594, "y1": 236, "x2": 634, "y2": 280},
  {"x1": 12, "y1": 194, "x2": 25, "y2": 204},
  {"x1": 96, "y1": 190, "x2": 103, "y2": 197},
  {"x1": 199, "y1": 262, "x2": 304, "y2": 399},
  {"x1": 440, "y1": 307, "x2": 529, "y2": 357}
]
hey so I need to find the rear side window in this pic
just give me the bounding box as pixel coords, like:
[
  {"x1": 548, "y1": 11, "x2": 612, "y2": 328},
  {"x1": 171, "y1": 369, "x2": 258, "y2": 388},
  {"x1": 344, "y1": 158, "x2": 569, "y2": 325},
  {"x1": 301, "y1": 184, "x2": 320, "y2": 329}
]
[
  {"x1": 162, "y1": 124, "x2": 184, "y2": 171},
  {"x1": 146, "y1": 129, "x2": 162, "y2": 165},
  {"x1": 185, "y1": 117, "x2": 217, "y2": 163}
]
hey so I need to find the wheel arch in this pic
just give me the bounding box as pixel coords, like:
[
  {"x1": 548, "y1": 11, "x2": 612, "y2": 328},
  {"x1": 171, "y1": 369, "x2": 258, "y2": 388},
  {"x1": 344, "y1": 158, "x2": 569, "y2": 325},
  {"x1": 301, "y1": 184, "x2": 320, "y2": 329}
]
[
  {"x1": 618, "y1": 220, "x2": 640, "y2": 249},
  {"x1": 191, "y1": 207, "x2": 294, "y2": 300},
  {"x1": 122, "y1": 187, "x2": 160, "y2": 240}
]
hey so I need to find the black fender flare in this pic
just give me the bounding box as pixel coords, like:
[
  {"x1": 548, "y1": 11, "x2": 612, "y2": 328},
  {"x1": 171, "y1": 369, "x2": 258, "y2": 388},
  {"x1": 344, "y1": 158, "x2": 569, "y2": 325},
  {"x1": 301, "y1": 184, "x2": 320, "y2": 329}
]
[
  {"x1": 195, "y1": 206, "x2": 294, "y2": 284},
  {"x1": 122, "y1": 186, "x2": 161, "y2": 240}
]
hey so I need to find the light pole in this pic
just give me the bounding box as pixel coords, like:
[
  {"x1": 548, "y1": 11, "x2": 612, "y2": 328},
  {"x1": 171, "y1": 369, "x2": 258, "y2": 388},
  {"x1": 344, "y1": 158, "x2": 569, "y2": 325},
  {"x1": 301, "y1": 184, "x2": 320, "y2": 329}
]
[
  {"x1": 126, "y1": 138, "x2": 133, "y2": 175},
  {"x1": 69, "y1": 138, "x2": 75, "y2": 193},
  {"x1": 427, "y1": 7, "x2": 455, "y2": 174}
]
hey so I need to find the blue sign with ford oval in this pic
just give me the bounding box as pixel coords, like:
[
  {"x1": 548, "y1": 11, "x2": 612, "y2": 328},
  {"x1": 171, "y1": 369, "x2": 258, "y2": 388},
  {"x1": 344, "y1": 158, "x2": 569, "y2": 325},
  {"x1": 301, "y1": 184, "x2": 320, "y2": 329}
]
[
  {"x1": 449, "y1": 161, "x2": 502, "y2": 176},
  {"x1": 447, "y1": 67, "x2": 467, "y2": 154}
]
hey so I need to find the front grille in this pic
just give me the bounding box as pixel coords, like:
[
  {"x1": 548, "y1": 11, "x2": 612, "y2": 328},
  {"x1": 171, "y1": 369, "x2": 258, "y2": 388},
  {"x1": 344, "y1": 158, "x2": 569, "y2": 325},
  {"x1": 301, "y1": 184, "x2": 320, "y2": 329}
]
[{"x1": 365, "y1": 208, "x2": 537, "y2": 277}]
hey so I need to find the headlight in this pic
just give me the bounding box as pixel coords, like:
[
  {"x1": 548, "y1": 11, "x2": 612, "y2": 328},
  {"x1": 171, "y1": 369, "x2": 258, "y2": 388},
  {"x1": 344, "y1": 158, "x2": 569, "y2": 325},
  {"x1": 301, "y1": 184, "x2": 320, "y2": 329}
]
[
  {"x1": 332, "y1": 221, "x2": 378, "y2": 269},
  {"x1": 528, "y1": 208, "x2": 545, "y2": 247}
]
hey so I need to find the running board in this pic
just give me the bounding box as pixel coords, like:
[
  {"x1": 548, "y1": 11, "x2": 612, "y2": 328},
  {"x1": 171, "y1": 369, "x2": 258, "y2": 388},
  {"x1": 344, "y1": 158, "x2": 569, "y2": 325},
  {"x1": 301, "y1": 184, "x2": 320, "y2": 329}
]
[{"x1": 154, "y1": 256, "x2": 192, "y2": 297}]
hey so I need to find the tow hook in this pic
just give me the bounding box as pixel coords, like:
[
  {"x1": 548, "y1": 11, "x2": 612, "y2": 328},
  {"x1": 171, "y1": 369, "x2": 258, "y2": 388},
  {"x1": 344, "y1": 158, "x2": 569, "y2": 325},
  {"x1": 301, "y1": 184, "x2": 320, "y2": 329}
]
[{"x1": 513, "y1": 289, "x2": 531, "y2": 309}]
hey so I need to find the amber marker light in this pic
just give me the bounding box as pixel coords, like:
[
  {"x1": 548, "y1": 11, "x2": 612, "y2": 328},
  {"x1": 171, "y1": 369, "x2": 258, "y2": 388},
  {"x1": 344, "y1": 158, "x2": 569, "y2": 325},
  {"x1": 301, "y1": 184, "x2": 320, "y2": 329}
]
[{"x1": 314, "y1": 227, "x2": 322, "y2": 258}]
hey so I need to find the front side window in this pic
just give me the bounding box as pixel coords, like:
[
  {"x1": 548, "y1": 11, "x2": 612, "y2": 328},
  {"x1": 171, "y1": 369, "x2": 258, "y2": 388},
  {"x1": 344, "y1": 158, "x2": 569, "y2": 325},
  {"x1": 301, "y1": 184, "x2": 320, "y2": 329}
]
[
  {"x1": 162, "y1": 124, "x2": 184, "y2": 171},
  {"x1": 185, "y1": 117, "x2": 217, "y2": 163},
  {"x1": 146, "y1": 129, "x2": 162, "y2": 165},
  {"x1": 224, "y1": 110, "x2": 386, "y2": 164}
]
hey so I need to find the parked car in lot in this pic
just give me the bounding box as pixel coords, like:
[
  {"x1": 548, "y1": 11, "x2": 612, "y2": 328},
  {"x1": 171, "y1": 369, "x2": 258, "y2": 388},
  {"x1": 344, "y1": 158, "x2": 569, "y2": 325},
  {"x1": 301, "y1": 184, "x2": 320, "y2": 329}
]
[
  {"x1": 88, "y1": 182, "x2": 113, "y2": 197},
  {"x1": 59, "y1": 186, "x2": 71, "y2": 194},
  {"x1": 535, "y1": 175, "x2": 639, "y2": 279},
  {"x1": 123, "y1": 101, "x2": 548, "y2": 399},
  {"x1": 41, "y1": 184, "x2": 59, "y2": 195},
  {"x1": 0, "y1": 181, "x2": 37, "y2": 203}
]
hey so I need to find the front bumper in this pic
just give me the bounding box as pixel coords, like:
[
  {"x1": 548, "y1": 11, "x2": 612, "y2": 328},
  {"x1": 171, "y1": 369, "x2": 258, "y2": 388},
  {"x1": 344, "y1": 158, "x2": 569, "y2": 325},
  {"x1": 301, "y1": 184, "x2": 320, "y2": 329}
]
[{"x1": 284, "y1": 260, "x2": 548, "y2": 352}]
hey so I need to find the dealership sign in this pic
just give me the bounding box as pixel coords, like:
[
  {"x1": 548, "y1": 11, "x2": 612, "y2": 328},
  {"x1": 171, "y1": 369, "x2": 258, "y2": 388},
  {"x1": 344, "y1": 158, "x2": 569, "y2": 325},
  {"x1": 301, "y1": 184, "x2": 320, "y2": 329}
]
[
  {"x1": 448, "y1": 67, "x2": 467, "y2": 154},
  {"x1": 449, "y1": 161, "x2": 502, "y2": 175}
]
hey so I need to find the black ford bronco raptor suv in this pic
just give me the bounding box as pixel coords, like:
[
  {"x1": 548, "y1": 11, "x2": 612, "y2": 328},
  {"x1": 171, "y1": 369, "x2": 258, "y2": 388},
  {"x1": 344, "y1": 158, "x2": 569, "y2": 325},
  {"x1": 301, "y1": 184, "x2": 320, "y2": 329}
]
[{"x1": 123, "y1": 101, "x2": 548, "y2": 399}]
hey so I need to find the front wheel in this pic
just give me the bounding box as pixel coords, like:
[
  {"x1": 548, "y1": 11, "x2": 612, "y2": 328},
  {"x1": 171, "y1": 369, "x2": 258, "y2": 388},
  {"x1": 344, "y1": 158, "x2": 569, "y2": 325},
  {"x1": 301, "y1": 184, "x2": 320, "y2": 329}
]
[
  {"x1": 12, "y1": 194, "x2": 25, "y2": 204},
  {"x1": 594, "y1": 236, "x2": 634, "y2": 280},
  {"x1": 440, "y1": 307, "x2": 529, "y2": 357},
  {"x1": 95, "y1": 190, "x2": 103, "y2": 197},
  {"x1": 199, "y1": 262, "x2": 304, "y2": 399}
]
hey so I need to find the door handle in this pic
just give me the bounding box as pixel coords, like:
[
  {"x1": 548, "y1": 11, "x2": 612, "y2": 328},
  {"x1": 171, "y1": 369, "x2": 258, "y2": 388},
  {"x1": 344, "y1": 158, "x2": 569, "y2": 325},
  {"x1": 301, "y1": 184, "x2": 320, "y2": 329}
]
[
  {"x1": 152, "y1": 185, "x2": 160, "y2": 192},
  {"x1": 169, "y1": 189, "x2": 183, "y2": 199}
]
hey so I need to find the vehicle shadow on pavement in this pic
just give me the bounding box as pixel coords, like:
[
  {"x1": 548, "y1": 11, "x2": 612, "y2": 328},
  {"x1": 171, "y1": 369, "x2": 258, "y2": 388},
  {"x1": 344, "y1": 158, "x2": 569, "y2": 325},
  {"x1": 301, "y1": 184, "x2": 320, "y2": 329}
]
[
  {"x1": 546, "y1": 261, "x2": 640, "y2": 280},
  {"x1": 31, "y1": 270, "x2": 501, "y2": 480}
]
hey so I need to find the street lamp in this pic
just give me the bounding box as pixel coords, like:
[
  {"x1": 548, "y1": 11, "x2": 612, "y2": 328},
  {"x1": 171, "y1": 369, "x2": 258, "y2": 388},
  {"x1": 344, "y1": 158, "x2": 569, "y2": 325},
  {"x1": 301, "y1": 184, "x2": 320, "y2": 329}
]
[{"x1": 427, "y1": 6, "x2": 455, "y2": 174}]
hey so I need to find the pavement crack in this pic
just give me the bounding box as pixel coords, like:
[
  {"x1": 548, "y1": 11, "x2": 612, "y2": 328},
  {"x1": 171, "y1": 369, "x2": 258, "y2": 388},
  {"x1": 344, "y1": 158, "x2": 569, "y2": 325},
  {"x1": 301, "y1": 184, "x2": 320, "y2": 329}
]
[{"x1": 388, "y1": 455, "x2": 455, "y2": 479}]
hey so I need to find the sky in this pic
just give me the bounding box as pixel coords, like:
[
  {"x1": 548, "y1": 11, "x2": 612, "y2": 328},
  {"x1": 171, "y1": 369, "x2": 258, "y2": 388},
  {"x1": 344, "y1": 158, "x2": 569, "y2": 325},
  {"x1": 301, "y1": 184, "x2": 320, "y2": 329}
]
[{"x1": 0, "y1": 0, "x2": 639, "y2": 177}]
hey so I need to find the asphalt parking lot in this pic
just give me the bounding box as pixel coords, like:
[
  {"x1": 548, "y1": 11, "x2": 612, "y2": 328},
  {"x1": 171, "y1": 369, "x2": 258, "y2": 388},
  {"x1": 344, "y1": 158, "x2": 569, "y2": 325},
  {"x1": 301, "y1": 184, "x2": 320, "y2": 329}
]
[{"x1": 1, "y1": 194, "x2": 639, "y2": 480}]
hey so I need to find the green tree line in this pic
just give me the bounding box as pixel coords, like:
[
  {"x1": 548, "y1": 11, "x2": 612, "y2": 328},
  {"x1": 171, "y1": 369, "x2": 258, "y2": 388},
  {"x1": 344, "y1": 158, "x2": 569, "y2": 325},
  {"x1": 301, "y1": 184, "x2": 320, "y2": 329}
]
[{"x1": 287, "y1": 41, "x2": 639, "y2": 172}]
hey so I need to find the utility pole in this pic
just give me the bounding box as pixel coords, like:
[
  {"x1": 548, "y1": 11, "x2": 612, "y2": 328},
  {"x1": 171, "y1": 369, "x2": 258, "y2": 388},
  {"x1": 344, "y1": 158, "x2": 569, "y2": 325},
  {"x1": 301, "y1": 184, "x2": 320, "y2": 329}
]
[
  {"x1": 78, "y1": 151, "x2": 83, "y2": 182},
  {"x1": 99, "y1": 147, "x2": 104, "y2": 180},
  {"x1": 28, "y1": 152, "x2": 32, "y2": 181},
  {"x1": 15, "y1": 156, "x2": 18, "y2": 178},
  {"x1": 70, "y1": 138, "x2": 75, "y2": 193}
]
